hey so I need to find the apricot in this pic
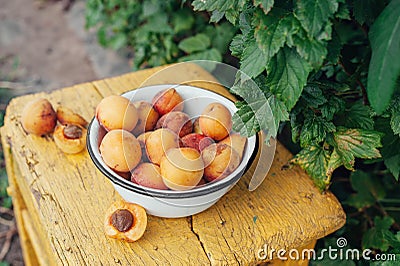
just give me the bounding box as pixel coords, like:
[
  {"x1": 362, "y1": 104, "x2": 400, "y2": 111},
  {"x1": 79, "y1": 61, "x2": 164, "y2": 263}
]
[
  {"x1": 160, "y1": 148, "x2": 204, "y2": 191},
  {"x1": 155, "y1": 111, "x2": 193, "y2": 138},
  {"x1": 199, "y1": 103, "x2": 232, "y2": 141},
  {"x1": 96, "y1": 95, "x2": 138, "y2": 131},
  {"x1": 131, "y1": 101, "x2": 159, "y2": 135},
  {"x1": 131, "y1": 163, "x2": 168, "y2": 190},
  {"x1": 193, "y1": 117, "x2": 202, "y2": 134},
  {"x1": 104, "y1": 200, "x2": 147, "y2": 242},
  {"x1": 201, "y1": 143, "x2": 240, "y2": 182},
  {"x1": 56, "y1": 106, "x2": 88, "y2": 127},
  {"x1": 21, "y1": 98, "x2": 57, "y2": 135},
  {"x1": 137, "y1": 132, "x2": 152, "y2": 162},
  {"x1": 197, "y1": 178, "x2": 207, "y2": 187},
  {"x1": 145, "y1": 128, "x2": 179, "y2": 165},
  {"x1": 99, "y1": 129, "x2": 141, "y2": 172},
  {"x1": 53, "y1": 124, "x2": 87, "y2": 154},
  {"x1": 152, "y1": 88, "x2": 184, "y2": 116},
  {"x1": 219, "y1": 133, "x2": 247, "y2": 160},
  {"x1": 181, "y1": 133, "x2": 214, "y2": 152}
]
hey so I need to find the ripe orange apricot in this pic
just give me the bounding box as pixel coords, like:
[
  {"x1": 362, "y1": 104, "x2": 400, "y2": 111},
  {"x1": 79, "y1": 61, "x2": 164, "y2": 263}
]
[{"x1": 104, "y1": 200, "x2": 147, "y2": 242}]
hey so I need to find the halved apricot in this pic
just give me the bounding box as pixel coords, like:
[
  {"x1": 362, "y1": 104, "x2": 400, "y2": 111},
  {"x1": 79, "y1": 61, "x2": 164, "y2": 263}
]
[{"x1": 104, "y1": 200, "x2": 147, "y2": 242}]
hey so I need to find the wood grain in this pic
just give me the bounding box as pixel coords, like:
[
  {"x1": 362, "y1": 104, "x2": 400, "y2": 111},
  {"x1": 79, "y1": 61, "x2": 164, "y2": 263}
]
[{"x1": 1, "y1": 63, "x2": 346, "y2": 265}]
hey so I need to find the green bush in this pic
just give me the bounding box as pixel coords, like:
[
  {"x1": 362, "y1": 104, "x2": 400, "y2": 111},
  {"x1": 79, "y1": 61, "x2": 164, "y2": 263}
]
[{"x1": 86, "y1": 0, "x2": 400, "y2": 263}]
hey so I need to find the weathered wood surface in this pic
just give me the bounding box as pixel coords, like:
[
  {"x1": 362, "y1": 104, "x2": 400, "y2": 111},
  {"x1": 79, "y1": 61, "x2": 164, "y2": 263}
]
[{"x1": 1, "y1": 63, "x2": 346, "y2": 265}]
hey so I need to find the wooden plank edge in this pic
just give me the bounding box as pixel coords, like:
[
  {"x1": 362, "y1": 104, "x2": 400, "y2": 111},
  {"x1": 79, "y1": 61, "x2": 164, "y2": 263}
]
[{"x1": 1, "y1": 127, "x2": 40, "y2": 266}]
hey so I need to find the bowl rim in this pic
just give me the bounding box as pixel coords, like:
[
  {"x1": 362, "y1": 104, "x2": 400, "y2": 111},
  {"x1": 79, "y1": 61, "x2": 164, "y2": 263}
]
[{"x1": 86, "y1": 84, "x2": 257, "y2": 199}]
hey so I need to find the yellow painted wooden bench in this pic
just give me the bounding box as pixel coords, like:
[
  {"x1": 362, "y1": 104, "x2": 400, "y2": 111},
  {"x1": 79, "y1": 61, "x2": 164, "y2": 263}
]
[{"x1": 0, "y1": 64, "x2": 345, "y2": 265}]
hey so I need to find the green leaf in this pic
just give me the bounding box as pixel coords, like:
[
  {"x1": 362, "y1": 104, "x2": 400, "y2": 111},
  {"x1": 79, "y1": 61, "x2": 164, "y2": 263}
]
[
  {"x1": 292, "y1": 29, "x2": 328, "y2": 68},
  {"x1": 362, "y1": 216, "x2": 394, "y2": 251},
  {"x1": 267, "y1": 95, "x2": 289, "y2": 133},
  {"x1": 335, "y1": 2, "x2": 350, "y2": 20},
  {"x1": 172, "y1": 9, "x2": 195, "y2": 33},
  {"x1": 294, "y1": 0, "x2": 339, "y2": 38},
  {"x1": 143, "y1": 14, "x2": 173, "y2": 34},
  {"x1": 206, "y1": 22, "x2": 237, "y2": 54},
  {"x1": 230, "y1": 77, "x2": 277, "y2": 139},
  {"x1": 353, "y1": 0, "x2": 386, "y2": 26},
  {"x1": 300, "y1": 116, "x2": 336, "y2": 147},
  {"x1": 326, "y1": 149, "x2": 343, "y2": 178},
  {"x1": 343, "y1": 102, "x2": 374, "y2": 130},
  {"x1": 266, "y1": 47, "x2": 312, "y2": 109},
  {"x1": 210, "y1": 10, "x2": 225, "y2": 23},
  {"x1": 178, "y1": 48, "x2": 222, "y2": 62},
  {"x1": 380, "y1": 120, "x2": 400, "y2": 180},
  {"x1": 230, "y1": 34, "x2": 246, "y2": 57},
  {"x1": 232, "y1": 103, "x2": 260, "y2": 136},
  {"x1": 333, "y1": 128, "x2": 382, "y2": 170},
  {"x1": 253, "y1": 9, "x2": 299, "y2": 64},
  {"x1": 291, "y1": 144, "x2": 331, "y2": 190},
  {"x1": 141, "y1": 0, "x2": 160, "y2": 18},
  {"x1": 302, "y1": 84, "x2": 328, "y2": 108},
  {"x1": 390, "y1": 96, "x2": 400, "y2": 136},
  {"x1": 321, "y1": 96, "x2": 345, "y2": 120},
  {"x1": 367, "y1": 0, "x2": 400, "y2": 114},
  {"x1": 326, "y1": 30, "x2": 342, "y2": 63},
  {"x1": 240, "y1": 40, "x2": 267, "y2": 78},
  {"x1": 254, "y1": 0, "x2": 274, "y2": 14},
  {"x1": 346, "y1": 170, "x2": 386, "y2": 209},
  {"x1": 178, "y1": 34, "x2": 211, "y2": 53},
  {"x1": 192, "y1": 0, "x2": 238, "y2": 11}
]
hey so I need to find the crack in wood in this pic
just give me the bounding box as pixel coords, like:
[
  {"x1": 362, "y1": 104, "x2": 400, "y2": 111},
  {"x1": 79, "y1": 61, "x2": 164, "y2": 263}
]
[{"x1": 187, "y1": 216, "x2": 211, "y2": 264}]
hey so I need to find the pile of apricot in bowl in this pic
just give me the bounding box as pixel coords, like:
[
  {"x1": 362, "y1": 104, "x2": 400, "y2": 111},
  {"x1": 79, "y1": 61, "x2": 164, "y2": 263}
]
[{"x1": 94, "y1": 86, "x2": 249, "y2": 191}]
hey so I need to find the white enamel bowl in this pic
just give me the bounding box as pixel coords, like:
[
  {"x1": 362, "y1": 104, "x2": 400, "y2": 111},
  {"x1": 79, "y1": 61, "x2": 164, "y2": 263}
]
[{"x1": 87, "y1": 84, "x2": 256, "y2": 218}]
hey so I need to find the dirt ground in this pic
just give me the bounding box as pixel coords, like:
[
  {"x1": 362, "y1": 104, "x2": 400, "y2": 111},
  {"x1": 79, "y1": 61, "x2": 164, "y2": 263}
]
[{"x1": 0, "y1": 0, "x2": 129, "y2": 264}]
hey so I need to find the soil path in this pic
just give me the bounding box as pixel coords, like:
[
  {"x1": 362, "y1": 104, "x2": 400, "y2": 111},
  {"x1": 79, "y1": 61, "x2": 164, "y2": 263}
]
[{"x1": 0, "y1": 0, "x2": 130, "y2": 264}]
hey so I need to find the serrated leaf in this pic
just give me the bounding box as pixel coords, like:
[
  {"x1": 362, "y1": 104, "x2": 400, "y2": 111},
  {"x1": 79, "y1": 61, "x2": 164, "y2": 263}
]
[
  {"x1": 321, "y1": 96, "x2": 345, "y2": 120},
  {"x1": 253, "y1": 9, "x2": 299, "y2": 64},
  {"x1": 230, "y1": 34, "x2": 245, "y2": 57},
  {"x1": 268, "y1": 95, "x2": 289, "y2": 132},
  {"x1": 326, "y1": 149, "x2": 342, "y2": 178},
  {"x1": 292, "y1": 29, "x2": 328, "y2": 68},
  {"x1": 343, "y1": 102, "x2": 374, "y2": 130},
  {"x1": 254, "y1": 0, "x2": 274, "y2": 14},
  {"x1": 367, "y1": 0, "x2": 400, "y2": 115},
  {"x1": 291, "y1": 144, "x2": 331, "y2": 190},
  {"x1": 210, "y1": 10, "x2": 225, "y2": 23},
  {"x1": 266, "y1": 47, "x2": 312, "y2": 109},
  {"x1": 335, "y1": 2, "x2": 350, "y2": 20},
  {"x1": 346, "y1": 170, "x2": 386, "y2": 209},
  {"x1": 300, "y1": 116, "x2": 336, "y2": 147},
  {"x1": 362, "y1": 216, "x2": 394, "y2": 251},
  {"x1": 316, "y1": 21, "x2": 332, "y2": 41},
  {"x1": 294, "y1": 0, "x2": 339, "y2": 38},
  {"x1": 232, "y1": 104, "x2": 260, "y2": 136},
  {"x1": 302, "y1": 85, "x2": 328, "y2": 107},
  {"x1": 231, "y1": 78, "x2": 277, "y2": 139},
  {"x1": 240, "y1": 40, "x2": 267, "y2": 78},
  {"x1": 225, "y1": 9, "x2": 240, "y2": 24},
  {"x1": 333, "y1": 128, "x2": 382, "y2": 170},
  {"x1": 390, "y1": 96, "x2": 400, "y2": 136},
  {"x1": 178, "y1": 34, "x2": 210, "y2": 53},
  {"x1": 192, "y1": 0, "x2": 238, "y2": 12}
]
